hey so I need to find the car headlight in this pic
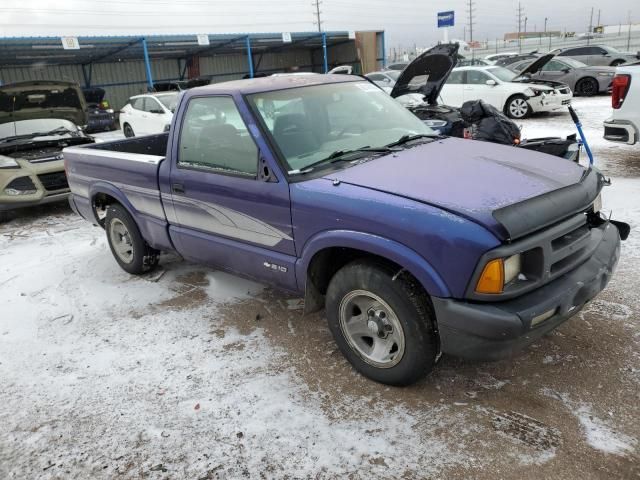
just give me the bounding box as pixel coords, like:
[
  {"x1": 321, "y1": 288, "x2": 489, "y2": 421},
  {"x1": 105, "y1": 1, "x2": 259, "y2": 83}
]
[
  {"x1": 0, "y1": 155, "x2": 20, "y2": 169},
  {"x1": 106, "y1": 108, "x2": 115, "y2": 113},
  {"x1": 524, "y1": 88, "x2": 544, "y2": 97},
  {"x1": 422, "y1": 119, "x2": 448, "y2": 128},
  {"x1": 593, "y1": 193, "x2": 602, "y2": 213},
  {"x1": 475, "y1": 254, "x2": 522, "y2": 294}
]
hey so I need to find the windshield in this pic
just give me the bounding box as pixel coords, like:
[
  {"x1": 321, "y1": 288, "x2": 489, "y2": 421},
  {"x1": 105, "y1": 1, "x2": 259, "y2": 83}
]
[
  {"x1": 561, "y1": 58, "x2": 588, "y2": 68},
  {"x1": 487, "y1": 67, "x2": 517, "y2": 82},
  {"x1": 0, "y1": 118, "x2": 79, "y2": 141},
  {"x1": 248, "y1": 81, "x2": 435, "y2": 173},
  {"x1": 156, "y1": 93, "x2": 179, "y2": 112},
  {"x1": 386, "y1": 71, "x2": 401, "y2": 81}
]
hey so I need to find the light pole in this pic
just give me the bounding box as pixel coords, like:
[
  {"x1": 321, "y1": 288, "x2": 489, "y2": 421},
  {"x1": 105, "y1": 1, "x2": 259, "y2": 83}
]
[
  {"x1": 524, "y1": 16, "x2": 528, "y2": 33},
  {"x1": 544, "y1": 17, "x2": 548, "y2": 33}
]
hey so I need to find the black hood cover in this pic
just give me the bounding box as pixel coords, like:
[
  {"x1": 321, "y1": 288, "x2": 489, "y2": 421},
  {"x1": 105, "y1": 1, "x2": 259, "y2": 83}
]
[
  {"x1": 514, "y1": 54, "x2": 554, "y2": 78},
  {"x1": 390, "y1": 43, "x2": 459, "y2": 105}
]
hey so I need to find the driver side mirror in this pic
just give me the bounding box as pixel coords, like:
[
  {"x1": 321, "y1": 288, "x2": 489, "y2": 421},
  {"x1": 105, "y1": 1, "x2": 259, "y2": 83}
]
[
  {"x1": 561, "y1": 68, "x2": 571, "y2": 73},
  {"x1": 485, "y1": 79, "x2": 497, "y2": 86}
]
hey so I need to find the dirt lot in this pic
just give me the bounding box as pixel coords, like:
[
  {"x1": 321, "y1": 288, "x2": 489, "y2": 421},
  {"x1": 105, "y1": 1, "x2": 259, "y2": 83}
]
[{"x1": 0, "y1": 96, "x2": 639, "y2": 479}]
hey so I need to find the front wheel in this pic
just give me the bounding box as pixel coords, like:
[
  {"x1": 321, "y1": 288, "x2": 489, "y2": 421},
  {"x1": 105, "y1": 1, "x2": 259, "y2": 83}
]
[
  {"x1": 105, "y1": 204, "x2": 159, "y2": 274},
  {"x1": 325, "y1": 260, "x2": 438, "y2": 386},
  {"x1": 505, "y1": 95, "x2": 531, "y2": 119}
]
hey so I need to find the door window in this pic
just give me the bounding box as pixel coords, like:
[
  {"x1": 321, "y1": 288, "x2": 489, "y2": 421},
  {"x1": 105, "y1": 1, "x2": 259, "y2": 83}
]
[
  {"x1": 541, "y1": 60, "x2": 567, "y2": 71},
  {"x1": 144, "y1": 98, "x2": 163, "y2": 113},
  {"x1": 447, "y1": 70, "x2": 465, "y2": 84},
  {"x1": 561, "y1": 47, "x2": 590, "y2": 56},
  {"x1": 466, "y1": 70, "x2": 491, "y2": 84},
  {"x1": 178, "y1": 96, "x2": 258, "y2": 177},
  {"x1": 130, "y1": 97, "x2": 144, "y2": 110}
]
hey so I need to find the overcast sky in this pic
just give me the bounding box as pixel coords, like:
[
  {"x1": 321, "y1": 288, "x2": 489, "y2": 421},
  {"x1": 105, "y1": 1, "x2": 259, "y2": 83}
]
[{"x1": 0, "y1": 0, "x2": 637, "y2": 48}]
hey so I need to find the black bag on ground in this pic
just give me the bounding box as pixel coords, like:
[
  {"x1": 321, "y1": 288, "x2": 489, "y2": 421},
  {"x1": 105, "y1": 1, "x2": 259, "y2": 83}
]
[{"x1": 460, "y1": 100, "x2": 521, "y2": 146}]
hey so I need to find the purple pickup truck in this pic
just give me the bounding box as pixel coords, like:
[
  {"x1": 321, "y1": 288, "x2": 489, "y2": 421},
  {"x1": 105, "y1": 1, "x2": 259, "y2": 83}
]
[{"x1": 64, "y1": 74, "x2": 626, "y2": 386}]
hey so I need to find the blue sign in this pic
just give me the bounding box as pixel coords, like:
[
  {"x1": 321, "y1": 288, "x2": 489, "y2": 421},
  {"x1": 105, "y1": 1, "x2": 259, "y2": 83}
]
[{"x1": 437, "y1": 11, "x2": 455, "y2": 28}]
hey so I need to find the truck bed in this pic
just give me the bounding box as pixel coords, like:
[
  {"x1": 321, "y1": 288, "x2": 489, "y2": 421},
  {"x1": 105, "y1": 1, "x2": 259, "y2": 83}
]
[{"x1": 63, "y1": 133, "x2": 172, "y2": 250}]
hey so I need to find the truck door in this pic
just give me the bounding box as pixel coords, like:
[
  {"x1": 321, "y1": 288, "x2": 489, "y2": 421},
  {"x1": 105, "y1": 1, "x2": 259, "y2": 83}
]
[{"x1": 166, "y1": 95, "x2": 297, "y2": 290}]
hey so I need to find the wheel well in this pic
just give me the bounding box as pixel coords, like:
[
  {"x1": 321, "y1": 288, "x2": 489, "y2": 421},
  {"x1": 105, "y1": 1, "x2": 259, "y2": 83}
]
[
  {"x1": 92, "y1": 192, "x2": 120, "y2": 228},
  {"x1": 304, "y1": 247, "x2": 428, "y2": 313},
  {"x1": 610, "y1": 59, "x2": 625, "y2": 66}
]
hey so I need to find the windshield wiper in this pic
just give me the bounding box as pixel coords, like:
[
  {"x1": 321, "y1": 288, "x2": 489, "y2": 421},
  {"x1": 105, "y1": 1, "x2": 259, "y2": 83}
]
[
  {"x1": 385, "y1": 133, "x2": 436, "y2": 148},
  {"x1": 288, "y1": 146, "x2": 399, "y2": 175},
  {"x1": 0, "y1": 126, "x2": 77, "y2": 144}
]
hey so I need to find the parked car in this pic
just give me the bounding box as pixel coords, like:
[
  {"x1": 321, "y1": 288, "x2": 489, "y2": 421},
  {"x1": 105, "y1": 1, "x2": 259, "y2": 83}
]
[
  {"x1": 82, "y1": 87, "x2": 117, "y2": 132},
  {"x1": 484, "y1": 52, "x2": 519, "y2": 64},
  {"x1": 509, "y1": 56, "x2": 614, "y2": 96},
  {"x1": 0, "y1": 81, "x2": 95, "y2": 222},
  {"x1": 385, "y1": 62, "x2": 409, "y2": 71},
  {"x1": 119, "y1": 92, "x2": 179, "y2": 137},
  {"x1": 604, "y1": 62, "x2": 640, "y2": 145},
  {"x1": 436, "y1": 63, "x2": 572, "y2": 119},
  {"x1": 457, "y1": 58, "x2": 492, "y2": 67},
  {"x1": 365, "y1": 70, "x2": 400, "y2": 92},
  {"x1": 550, "y1": 45, "x2": 640, "y2": 67},
  {"x1": 64, "y1": 74, "x2": 626, "y2": 386}
]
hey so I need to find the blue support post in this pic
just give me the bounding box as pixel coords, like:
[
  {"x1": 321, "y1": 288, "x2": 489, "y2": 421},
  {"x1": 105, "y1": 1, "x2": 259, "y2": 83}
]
[
  {"x1": 246, "y1": 36, "x2": 254, "y2": 78},
  {"x1": 321, "y1": 32, "x2": 328, "y2": 73},
  {"x1": 141, "y1": 37, "x2": 154, "y2": 91},
  {"x1": 381, "y1": 31, "x2": 387, "y2": 68}
]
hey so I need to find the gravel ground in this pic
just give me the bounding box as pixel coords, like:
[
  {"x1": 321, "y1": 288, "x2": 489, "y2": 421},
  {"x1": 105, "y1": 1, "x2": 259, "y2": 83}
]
[{"x1": 0, "y1": 96, "x2": 638, "y2": 479}]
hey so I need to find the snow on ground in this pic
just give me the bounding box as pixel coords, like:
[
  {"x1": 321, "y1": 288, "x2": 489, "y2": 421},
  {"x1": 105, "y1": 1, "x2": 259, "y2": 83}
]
[{"x1": 1, "y1": 95, "x2": 639, "y2": 479}]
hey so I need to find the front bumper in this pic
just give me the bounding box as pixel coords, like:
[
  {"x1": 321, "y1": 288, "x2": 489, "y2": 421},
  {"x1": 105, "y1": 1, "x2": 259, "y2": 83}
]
[
  {"x1": 603, "y1": 119, "x2": 637, "y2": 145},
  {"x1": 1, "y1": 166, "x2": 70, "y2": 212},
  {"x1": 528, "y1": 93, "x2": 572, "y2": 113},
  {"x1": 433, "y1": 222, "x2": 621, "y2": 361}
]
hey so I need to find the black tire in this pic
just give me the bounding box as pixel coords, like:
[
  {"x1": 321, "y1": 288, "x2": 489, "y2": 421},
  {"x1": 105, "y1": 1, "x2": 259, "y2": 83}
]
[
  {"x1": 504, "y1": 94, "x2": 531, "y2": 119},
  {"x1": 105, "y1": 204, "x2": 159, "y2": 274},
  {"x1": 610, "y1": 59, "x2": 625, "y2": 67},
  {"x1": 575, "y1": 77, "x2": 599, "y2": 96},
  {"x1": 123, "y1": 123, "x2": 135, "y2": 138},
  {"x1": 325, "y1": 260, "x2": 438, "y2": 386}
]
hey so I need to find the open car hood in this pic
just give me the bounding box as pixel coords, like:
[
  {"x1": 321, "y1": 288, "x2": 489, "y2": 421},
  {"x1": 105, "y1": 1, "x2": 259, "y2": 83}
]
[
  {"x1": 0, "y1": 81, "x2": 87, "y2": 127},
  {"x1": 513, "y1": 54, "x2": 554, "y2": 79},
  {"x1": 81, "y1": 87, "x2": 106, "y2": 105},
  {"x1": 390, "y1": 43, "x2": 459, "y2": 105}
]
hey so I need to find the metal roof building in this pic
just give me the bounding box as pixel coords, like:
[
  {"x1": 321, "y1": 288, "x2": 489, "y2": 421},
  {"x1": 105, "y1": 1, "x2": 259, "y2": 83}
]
[{"x1": 0, "y1": 31, "x2": 386, "y2": 109}]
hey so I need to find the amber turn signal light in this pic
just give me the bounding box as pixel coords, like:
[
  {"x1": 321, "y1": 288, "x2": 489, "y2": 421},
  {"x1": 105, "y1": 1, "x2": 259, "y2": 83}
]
[{"x1": 475, "y1": 258, "x2": 504, "y2": 294}]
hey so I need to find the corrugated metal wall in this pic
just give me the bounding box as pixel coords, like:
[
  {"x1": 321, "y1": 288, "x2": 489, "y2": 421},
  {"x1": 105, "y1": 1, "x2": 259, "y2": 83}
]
[{"x1": 0, "y1": 42, "x2": 364, "y2": 110}]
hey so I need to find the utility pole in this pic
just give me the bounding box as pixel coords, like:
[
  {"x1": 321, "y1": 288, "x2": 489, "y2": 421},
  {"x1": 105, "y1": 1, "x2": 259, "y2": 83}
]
[
  {"x1": 587, "y1": 7, "x2": 594, "y2": 45},
  {"x1": 466, "y1": 0, "x2": 476, "y2": 57},
  {"x1": 544, "y1": 17, "x2": 548, "y2": 33},
  {"x1": 312, "y1": 0, "x2": 323, "y2": 33},
  {"x1": 628, "y1": 11, "x2": 633, "y2": 50},
  {"x1": 524, "y1": 17, "x2": 528, "y2": 34},
  {"x1": 516, "y1": 2, "x2": 524, "y2": 53},
  {"x1": 597, "y1": 9, "x2": 601, "y2": 27}
]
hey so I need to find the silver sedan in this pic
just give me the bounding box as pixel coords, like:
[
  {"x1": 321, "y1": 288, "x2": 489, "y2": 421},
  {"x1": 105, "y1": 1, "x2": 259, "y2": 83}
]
[{"x1": 509, "y1": 57, "x2": 614, "y2": 96}]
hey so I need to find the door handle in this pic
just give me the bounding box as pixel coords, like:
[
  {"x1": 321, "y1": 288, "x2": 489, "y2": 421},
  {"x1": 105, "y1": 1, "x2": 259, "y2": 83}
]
[{"x1": 172, "y1": 183, "x2": 185, "y2": 194}]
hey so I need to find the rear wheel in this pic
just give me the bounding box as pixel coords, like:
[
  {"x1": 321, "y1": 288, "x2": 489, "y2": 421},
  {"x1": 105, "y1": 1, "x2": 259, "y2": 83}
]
[
  {"x1": 105, "y1": 204, "x2": 158, "y2": 274},
  {"x1": 123, "y1": 123, "x2": 135, "y2": 138},
  {"x1": 325, "y1": 260, "x2": 438, "y2": 386},
  {"x1": 575, "y1": 77, "x2": 599, "y2": 96},
  {"x1": 505, "y1": 94, "x2": 530, "y2": 119}
]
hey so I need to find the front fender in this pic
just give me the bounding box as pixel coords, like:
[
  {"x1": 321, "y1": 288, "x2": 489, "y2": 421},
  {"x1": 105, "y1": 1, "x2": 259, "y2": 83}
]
[{"x1": 296, "y1": 229, "x2": 451, "y2": 298}]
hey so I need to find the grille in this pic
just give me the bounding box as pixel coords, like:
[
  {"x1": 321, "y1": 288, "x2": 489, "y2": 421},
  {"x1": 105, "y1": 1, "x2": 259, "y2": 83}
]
[
  {"x1": 37, "y1": 172, "x2": 69, "y2": 191},
  {"x1": 6, "y1": 176, "x2": 36, "y2": 191}
]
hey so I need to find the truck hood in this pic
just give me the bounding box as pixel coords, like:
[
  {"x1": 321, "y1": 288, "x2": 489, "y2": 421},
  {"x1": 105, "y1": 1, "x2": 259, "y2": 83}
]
[
  {"x1": 390, "y1": 43, "x2": 459, "y2": 105},
  {"x1": 323, "y1": 137, "x2": 602, "y2": 240},
  {"x1": 0, "y1": 81, "x2": 87, "y2": 127}
]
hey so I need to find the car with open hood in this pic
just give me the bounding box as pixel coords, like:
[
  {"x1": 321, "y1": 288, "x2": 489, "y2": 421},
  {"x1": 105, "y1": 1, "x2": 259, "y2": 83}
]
[
  {"x1": 82, "y1": 87, "x2": 117, "y2": 132},
  {"x1": 0, "y1": 81, "x2": 95, "y2": 221},
  {"x1": 509, "y1": 56, "x2": 614, "y2": 96}
]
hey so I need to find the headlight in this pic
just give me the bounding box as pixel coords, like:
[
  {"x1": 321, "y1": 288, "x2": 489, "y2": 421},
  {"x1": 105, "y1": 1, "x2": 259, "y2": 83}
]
[
  {"x1": 423, "y1": 119, "x2": 447, "y2": 128},
  {"x1": 475, "y1": 254, "x2": 522, "y2": 294},
  {"x1": 106, "y1": 108, "x2": 115, "y2": 114},
  {"x1": 524, "y1": 88, "x2": 544, "y2": 97},
  {"x1": 593, "y1": 193, "x2": 602, "y2": 213},
  {"x1": 0, "y1": 155, "x2": 20, "y2": 169}
]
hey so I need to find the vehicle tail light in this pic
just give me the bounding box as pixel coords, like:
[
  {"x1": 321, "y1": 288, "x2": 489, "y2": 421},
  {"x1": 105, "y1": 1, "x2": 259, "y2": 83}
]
[{"x1": 611, "y1": 74, "x2": 631, "y2": 109}]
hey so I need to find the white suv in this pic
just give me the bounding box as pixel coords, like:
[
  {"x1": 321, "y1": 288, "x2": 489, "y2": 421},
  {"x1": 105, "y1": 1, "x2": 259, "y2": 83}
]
[
  {"x1": 119, "y1": 92, "x2": 179, "y2": 137},
  {"x1": 604, "y1": 63, "x2": 640, "y2": 145}
]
